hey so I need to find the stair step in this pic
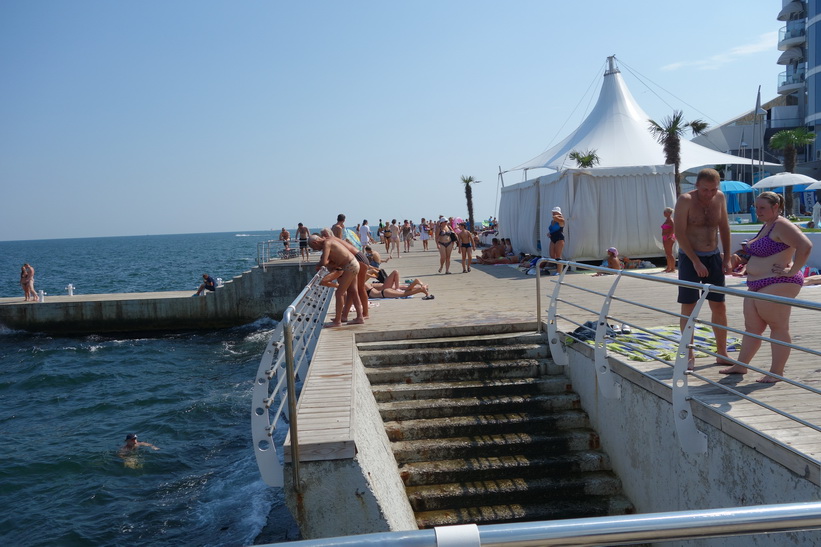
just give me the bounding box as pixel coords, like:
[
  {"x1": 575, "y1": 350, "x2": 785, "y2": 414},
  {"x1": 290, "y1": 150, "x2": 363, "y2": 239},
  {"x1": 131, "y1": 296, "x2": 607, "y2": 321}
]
[
  {"x1": 406, "y1": 472, "x2": 624, "y2": 512},
  {"x1": 371, "y1": 376, "x2": 569, "y2": 402},
  {"x1": 378, "y1": 392, "x2": 581, "y2": 421},
  {"x1": 391, "y1": 430, "x2": 600, "y2": 463},
  {"x1": 359, "y1": 343, "x2": 548, "y2": 367},
  {"x1": 415, "y1": 495, "x2": 635, "y2": 528},
  {"x1": 378, "y1": 393, "x2": 581, "y2": 421},
  {"x1": 365, "y1": 359, "x2": 551, "y2": 385},
  {"x1": 398, "y1": 450, "x2": 612, "y2": 486},
  {"x1": 385, "y1": 410, "x2": 590, "y2": 442},
  {"x1": 358, "y1": 332, "x2": 545, "y2": 352}
]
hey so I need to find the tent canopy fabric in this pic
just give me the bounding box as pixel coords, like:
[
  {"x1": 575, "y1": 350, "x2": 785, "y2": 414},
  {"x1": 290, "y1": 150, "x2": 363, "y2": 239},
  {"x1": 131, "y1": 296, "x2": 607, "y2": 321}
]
[
  {"x1": 500, "y1": 165, "x2": 676, "y2": 261},
  {"x1": 510, "y1": 56, "x2": 775, "y2": 174}
]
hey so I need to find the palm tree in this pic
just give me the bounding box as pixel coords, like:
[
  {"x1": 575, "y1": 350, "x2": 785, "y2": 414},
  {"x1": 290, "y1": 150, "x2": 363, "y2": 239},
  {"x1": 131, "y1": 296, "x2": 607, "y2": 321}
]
[
  {"x1": 460, "y1": 175, "x2": 479, "y2": 231},
  {"x1": 769, "y1": 127, "x2": 816, "y2": 214},
  {"x1": 568, "y1": 149, "x2": 600, "y2": 168},
  {"x1": 648, "y1": 110, "x2": 708, "y2": 195}
]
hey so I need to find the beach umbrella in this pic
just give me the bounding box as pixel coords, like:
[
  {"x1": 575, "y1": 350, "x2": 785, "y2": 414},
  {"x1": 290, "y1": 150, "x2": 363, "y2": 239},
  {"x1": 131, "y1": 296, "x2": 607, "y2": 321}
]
[
  {"x1": 806, "y1": 181, "x2": 821, "y2": 191},
  {"x1": 719, "y1": 180, "x2": 754, "y2": 194},
  {"x1": 752, "y1": 172, "x2": 819, "y2": 189}
]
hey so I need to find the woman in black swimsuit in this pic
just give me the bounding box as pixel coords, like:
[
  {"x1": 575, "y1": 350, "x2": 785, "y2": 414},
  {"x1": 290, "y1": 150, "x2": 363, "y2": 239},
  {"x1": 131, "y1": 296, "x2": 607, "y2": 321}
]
[
  {"x1": 435, "y1": 219, "x2": 455, "y2": 274},
  {"x1": 366, "y1": 279, "x2": 433, "y2": 299}
]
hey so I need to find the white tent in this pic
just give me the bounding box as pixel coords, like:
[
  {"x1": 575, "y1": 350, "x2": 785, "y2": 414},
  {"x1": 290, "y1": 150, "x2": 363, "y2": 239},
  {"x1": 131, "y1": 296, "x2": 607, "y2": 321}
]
[
  {"x1": 501, "y1": 165, "x2": 675, "y2": 260},
  {"x1": 513, "y1": 57, "x2": 759, "y2": 173},
  {"x1": 500, "y1": 56, "x2": 760, "y2": 261}
]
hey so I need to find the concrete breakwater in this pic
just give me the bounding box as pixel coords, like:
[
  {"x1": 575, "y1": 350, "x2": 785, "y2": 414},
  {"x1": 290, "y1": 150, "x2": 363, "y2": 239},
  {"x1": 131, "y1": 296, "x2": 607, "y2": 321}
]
[{"x1": 0, "y1": 262, "x2": 314, "y2": 335}]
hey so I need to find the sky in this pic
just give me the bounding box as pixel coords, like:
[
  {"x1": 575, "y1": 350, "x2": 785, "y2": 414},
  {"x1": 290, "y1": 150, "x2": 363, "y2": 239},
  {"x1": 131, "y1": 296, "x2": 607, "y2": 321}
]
[{"x1": 0, "y1": 0, "x2": 784, "y2": 241}]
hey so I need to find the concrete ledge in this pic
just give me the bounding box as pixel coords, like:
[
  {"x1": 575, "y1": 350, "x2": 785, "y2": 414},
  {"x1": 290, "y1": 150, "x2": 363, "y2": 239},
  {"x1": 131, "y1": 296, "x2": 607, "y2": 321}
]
[
  {"x1": 564, "y1": 342, "x2": 821, "y2": 546},
  {"x1": 284, "y1": 330, "x2": 417, "y2": 538},
  {"x1": 566, "y1": 339, "x2": 821, "y2": 487},
  {"x1": 0, "y1": 262, "x2": 316, "y2": 335}
]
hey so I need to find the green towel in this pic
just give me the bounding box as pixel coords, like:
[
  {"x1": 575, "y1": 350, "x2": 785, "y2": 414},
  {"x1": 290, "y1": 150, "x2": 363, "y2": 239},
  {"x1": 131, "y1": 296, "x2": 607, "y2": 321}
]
[{"x1": 570, "y1": 324, "x2": 739, "y2": 362}]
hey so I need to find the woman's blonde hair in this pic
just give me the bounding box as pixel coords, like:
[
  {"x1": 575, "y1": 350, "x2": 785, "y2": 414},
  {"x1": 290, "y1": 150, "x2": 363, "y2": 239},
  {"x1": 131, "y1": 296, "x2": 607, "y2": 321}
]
[
  {"x1": 663, "y1": 207, "x2": 674, "y2": 215},
  {"x1": 756, "y1": 191, "x2": 784, "y2": 213}
]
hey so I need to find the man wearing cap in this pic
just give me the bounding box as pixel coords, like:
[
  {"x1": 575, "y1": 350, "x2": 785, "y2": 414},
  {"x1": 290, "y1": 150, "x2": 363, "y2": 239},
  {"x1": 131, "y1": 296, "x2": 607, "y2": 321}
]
[{"x1": 118, "y1": 433, "x2": 159, "y2": 456}]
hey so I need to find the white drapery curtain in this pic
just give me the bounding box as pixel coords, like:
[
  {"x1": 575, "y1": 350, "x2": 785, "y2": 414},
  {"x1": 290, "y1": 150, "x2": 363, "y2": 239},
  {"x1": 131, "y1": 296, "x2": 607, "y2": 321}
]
[{"x1": 499, "y1": 180, "x2": 540, "y2": 255}]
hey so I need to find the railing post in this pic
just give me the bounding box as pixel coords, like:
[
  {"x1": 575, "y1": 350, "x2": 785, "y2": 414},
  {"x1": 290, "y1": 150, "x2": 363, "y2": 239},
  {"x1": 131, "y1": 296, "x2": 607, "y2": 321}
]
[
  {"x1": 283, "y1": 306, "x2": 302, "y2": 492},
  {"x1": 544, "y1": 260, "x2": 569, "y2": 367},
  {"x1": 536, "y1": 259, "x2": 545, "y2": 332},
  {"x1": 673, "y1": 288, "x2": 709, "y2": 454},
  {"x1": 593, "y1": 271, "x2": 623, "y2": 399}
]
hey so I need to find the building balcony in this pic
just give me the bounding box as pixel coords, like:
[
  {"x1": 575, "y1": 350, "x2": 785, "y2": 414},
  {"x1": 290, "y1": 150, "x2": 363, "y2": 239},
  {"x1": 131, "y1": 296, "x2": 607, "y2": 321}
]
[
  {"x1": 778, "y1": 69, "x2": 806, "y2": 94},
  {"x1": 778, "y1": 26, "x2": 806, "y2": 50},
  {"x1": 778, "y1": 47, "x2": 805, "y2": 65},
  {"x1": 777, "y1": 0, "x2": 806, "y2": 22}
]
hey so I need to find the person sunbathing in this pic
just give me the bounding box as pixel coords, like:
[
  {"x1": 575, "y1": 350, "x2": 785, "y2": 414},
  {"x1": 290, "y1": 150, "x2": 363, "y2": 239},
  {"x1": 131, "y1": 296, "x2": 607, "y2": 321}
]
[
  {"x1": 366, "y1": 279, "x2": 434, "y2": 300},
  {"x1": 593, "y1": 247, "x2": 623, "y2": 276}
]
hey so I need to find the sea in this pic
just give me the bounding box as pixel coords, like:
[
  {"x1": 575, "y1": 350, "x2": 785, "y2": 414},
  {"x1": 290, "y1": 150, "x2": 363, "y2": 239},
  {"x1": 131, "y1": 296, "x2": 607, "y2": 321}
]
[{"x1": 0, "y1": 232, "x2": 301, "y2": 546}]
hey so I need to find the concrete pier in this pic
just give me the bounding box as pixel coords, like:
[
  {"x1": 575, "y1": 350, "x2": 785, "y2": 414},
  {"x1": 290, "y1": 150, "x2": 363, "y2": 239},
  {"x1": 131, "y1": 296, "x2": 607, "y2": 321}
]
[
  {"x1": 264, "y1": 245, "x2": 821, "y2": 546},
  {"x1": 0, "y1": 261, "x2": 315, "y2": 335}
]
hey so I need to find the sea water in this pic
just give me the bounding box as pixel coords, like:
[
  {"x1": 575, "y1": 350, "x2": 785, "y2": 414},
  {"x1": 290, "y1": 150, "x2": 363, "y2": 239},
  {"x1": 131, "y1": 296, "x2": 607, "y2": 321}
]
[{"x1": 0, "y1": 232, "x2": 300, "y2": 546}]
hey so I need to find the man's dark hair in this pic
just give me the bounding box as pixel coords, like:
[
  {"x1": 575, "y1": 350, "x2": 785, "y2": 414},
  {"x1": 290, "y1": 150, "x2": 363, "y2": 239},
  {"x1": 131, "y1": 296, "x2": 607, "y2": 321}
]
[{"x1": 337, "y1": 214, "x2": 346, "y2": 222}]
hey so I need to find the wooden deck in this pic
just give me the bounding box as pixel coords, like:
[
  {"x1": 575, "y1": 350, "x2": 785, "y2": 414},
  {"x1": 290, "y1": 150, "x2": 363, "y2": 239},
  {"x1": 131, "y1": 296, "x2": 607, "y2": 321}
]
[{"x1": 289, "y1": 244, "x2": 821, "y2": 481}]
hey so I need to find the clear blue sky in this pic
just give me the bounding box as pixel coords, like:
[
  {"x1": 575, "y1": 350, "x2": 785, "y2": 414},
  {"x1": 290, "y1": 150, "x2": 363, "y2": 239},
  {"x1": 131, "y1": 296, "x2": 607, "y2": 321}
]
[{"x1": 0, "y1": 0, "x2": 782, "y2": 241}]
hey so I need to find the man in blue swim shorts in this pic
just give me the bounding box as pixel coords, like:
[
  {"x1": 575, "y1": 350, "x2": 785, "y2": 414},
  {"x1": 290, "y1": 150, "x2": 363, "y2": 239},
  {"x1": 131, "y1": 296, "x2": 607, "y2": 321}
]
[{"x1": 674, "y1": 168, "x2": 733, "y2": 369}]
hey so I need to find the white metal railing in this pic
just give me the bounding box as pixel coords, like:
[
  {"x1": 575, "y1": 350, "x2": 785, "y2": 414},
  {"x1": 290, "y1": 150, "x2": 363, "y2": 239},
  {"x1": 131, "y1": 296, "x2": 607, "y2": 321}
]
[
  {"x1": 257, "y1": 239, "x2": 301, "y2": 266},
  {"x1": 258, "y1": 501, "x2": 821, "y2": 546},
  {"x1": 251, "y1": 269, "x2": 333, "y2": 488},
  {"x1": 538, "y1": 258, "x2": 821, "y2": 455}
]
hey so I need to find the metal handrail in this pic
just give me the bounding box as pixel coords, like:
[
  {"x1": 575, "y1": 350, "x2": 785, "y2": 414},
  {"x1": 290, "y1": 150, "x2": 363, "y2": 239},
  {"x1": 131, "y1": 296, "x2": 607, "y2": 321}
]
[
  {"x1": 259, "y1": 501, "x2": 821, "y2": 546},
  {"x1": 257, "y1": 239, "x2": 302, "y2": 267},
  {"x1": 251, "y1": 269, "x2": 333, "y2": 488},
  {"x1": 539, "y1": 258, "x2": 821, "y2": 454}
]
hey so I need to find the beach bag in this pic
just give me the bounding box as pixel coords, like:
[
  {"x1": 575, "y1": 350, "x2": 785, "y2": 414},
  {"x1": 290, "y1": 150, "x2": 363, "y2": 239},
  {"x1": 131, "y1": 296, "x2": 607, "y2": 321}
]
[
  {"x1": 376, "y1": 269, "x2": 388, "y2": 284},
  {"x1": 449, "y1": 232, "x2": 457, "y2": 243}
]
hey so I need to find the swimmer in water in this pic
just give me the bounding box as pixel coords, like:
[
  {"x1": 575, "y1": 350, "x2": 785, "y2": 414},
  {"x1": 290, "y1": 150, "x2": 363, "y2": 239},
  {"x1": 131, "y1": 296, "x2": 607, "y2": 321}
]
[{"x1": 118, "y1": 433, "x2": 159, "y2": 456}]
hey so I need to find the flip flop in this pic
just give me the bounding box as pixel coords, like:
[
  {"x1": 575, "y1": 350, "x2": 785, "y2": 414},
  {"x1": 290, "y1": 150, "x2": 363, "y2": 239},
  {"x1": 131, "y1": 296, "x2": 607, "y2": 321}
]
[{"x1": 422, "y1": 294, "x2": 435, "y2": 300}]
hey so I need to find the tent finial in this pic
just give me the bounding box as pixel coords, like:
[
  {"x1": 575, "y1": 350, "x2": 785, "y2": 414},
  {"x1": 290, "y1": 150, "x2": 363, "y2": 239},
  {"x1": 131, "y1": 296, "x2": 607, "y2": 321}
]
[{"x1": 605, "y1": 55, "x2": 620, "y2": 75}]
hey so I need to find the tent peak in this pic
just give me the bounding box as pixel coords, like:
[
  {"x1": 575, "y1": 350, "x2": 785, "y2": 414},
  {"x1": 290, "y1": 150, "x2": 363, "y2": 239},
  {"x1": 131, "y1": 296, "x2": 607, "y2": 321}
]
[{"x1": 605, "y1": 55, "x2": 620, "y2": 76}]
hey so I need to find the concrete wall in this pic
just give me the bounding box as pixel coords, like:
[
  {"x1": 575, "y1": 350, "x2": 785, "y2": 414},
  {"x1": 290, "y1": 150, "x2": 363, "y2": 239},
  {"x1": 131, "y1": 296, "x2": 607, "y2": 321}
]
[
  {"x1": 564, "y1": 342, "x2": 821, "y2": 547},
  {"x1": 283, "y1": 341, "x2": 417, "y2": 538},
  {"x1": 0, "y1": 262, "x2": 315, "y2": 335}
]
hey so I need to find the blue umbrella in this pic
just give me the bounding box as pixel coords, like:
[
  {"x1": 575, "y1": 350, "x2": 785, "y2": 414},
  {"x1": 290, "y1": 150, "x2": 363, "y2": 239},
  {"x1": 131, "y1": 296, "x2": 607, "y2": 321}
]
[
  {"x1": 720, "y1": 180, "x2": 754, "y2": 215},
  {"x1": 719, "y1": 180, "x2": 754, "y2": 194}
]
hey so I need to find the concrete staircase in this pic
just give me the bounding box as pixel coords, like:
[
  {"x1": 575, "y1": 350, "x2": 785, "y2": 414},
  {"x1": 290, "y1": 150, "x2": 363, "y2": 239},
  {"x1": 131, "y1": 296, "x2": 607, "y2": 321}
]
[{"x1": 358, "y1": 331, "x2": 634, "y2": 529}]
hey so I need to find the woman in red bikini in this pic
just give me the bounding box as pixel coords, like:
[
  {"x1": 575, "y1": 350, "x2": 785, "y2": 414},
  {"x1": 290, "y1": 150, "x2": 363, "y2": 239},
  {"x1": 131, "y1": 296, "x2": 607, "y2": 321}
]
[
  {"x1": 661, "y1": 207, "x2": 676, "y2": 273},
  {"x1": 719, "y1": 192, "x2": 812, "y2": 383}
]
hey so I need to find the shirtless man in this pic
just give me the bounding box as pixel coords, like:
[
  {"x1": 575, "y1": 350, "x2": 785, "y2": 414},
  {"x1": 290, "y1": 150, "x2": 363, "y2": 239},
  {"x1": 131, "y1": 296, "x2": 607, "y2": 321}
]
[
  {"x1": 674, "y1": 168, "x2": 732, "y2": 369},
  {"x1": 309, "y1": 234, "x2": 365, "y2": 327},
  {"x1": 475, "y1": 238, "x2": 505, "y2": 264},
  {"x1": 118, "y1": 433, "x2": 159, "y2": 456},
  {"x1": 279, "y1": 227, "x2": 291, "y2": 251},
  {"x1": 297, "y1": 223, "x2": 310, "y2": 261},
  {"x1": 331, "y1": 214, "x2": 346, "y2": 239}
]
